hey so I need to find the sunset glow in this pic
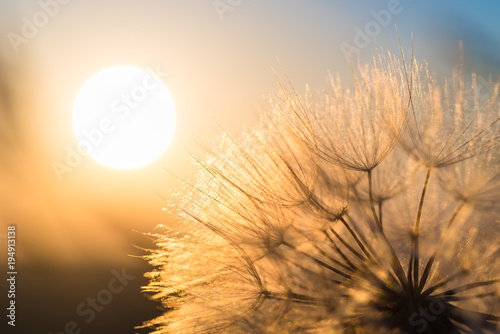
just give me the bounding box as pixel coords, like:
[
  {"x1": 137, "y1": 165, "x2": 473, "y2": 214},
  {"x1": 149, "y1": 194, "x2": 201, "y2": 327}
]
[{"x1": 73, "y1": 66, "x2": 176, "y2": 169}]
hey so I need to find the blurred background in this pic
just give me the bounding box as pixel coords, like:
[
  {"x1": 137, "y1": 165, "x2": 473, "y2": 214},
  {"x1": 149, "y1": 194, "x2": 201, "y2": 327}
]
[{"x1": 0, "y1": 0, "x2": 499, "y2": 332}]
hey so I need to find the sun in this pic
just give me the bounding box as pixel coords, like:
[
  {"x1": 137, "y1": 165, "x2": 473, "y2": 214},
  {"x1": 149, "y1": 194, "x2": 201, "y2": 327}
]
[{"x1": 73, "y1": 66, "x2": 176, "y2": 169}]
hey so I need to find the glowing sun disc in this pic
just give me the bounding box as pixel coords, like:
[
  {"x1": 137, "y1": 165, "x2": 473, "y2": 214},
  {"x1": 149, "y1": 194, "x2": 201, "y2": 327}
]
[{"x1": 73, "y1": 66, "x2": 176, "y2": 169}]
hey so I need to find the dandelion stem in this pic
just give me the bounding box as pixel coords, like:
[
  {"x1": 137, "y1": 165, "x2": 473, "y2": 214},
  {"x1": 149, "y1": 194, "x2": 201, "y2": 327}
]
[
  {"x1": 446, "y1": 303, "x2": 500, "y2": 323},
  {"x1": 410, "y1": 167, "x2": 432, "y2": 292},
  {"x1": 415, "y1": 167, "x2": 432, "y2": 234},
  {"x1": 288, "y1": 259, "x2": 342, "y2": 285},
  {"x1": 433, "y1": 279, "x2": 500, "y2": 298},
  {"x1": 326, "y1": 228, "x2": 365, "y2": 262},
  {"x1": 442, "y1": 291, "x2": 497, "y2": 302},
  {"x1": 447, "y1": 200, "x2": 466, "y2": 229},
  {"x1": 314, "y1": 244, "x2": 353, "y2": 272},
  {"x1": 378, "y1": 200, "x2": 383, "y2": 228},
  {"x1": 282, "y1": 241, "x2": 351, "y2": 279},
  {"x1": 367, "y1": 170, "x2": 381, "y2": 230},
  {"x1": 339, "y1": 216, "x2": 374, "y2": 261},
  {"x1": 376, "y1": 231, "x2": 408, "y2": 288},
  {"x1": 420, "y1": 270, "x2": 468, "y2": 299},
  {"x1": 417, "y1": 200, "x2": 466, "y2": 293},
  {"x1": 324, "y1": 229, "x2": 402, "y2": 295},
  {"x1": 262, "y1": 290, "x2": 323, "y2": 305}
]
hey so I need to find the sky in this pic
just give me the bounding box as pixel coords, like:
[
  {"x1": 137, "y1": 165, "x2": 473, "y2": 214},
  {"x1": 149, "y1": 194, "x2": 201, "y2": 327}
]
[{"x1": 0, "y1": 0, "x2": 499, "y2": 332}]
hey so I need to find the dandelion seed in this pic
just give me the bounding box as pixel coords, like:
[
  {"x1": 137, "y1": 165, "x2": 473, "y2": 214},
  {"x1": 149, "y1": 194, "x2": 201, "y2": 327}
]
[
  {"x1": 438, "y1": 145, "x2": 500, "y2": 212},
  {"x1": 303, "y1": 54, "x2": 407, "y2": 172},
  {"x1": 398, "y1": 53, "x2": 500, "y2": 169}
]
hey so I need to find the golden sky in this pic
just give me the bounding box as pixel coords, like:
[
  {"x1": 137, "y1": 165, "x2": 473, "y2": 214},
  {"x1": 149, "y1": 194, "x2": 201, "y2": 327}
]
[{"x1": 0, "y1": 0, "x2": 499, "y2": 266}]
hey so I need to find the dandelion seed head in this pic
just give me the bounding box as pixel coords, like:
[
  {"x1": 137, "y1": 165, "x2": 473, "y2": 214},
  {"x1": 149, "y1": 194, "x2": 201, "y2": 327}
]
[{"x1": 142, "y1": 50, "x2": 500, "y2": 333}]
